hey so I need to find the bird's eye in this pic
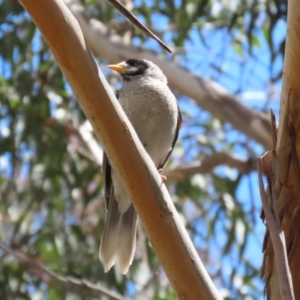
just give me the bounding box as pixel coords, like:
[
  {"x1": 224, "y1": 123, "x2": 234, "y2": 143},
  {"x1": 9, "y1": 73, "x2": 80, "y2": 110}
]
[{"x1": 127, "y1": 59, "x2": 140, "y2": 68}]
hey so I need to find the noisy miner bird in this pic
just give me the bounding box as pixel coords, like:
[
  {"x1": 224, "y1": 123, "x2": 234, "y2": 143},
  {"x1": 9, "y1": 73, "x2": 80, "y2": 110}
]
[{"x1": 100, "y1": 58, "x2": 182, "y2": 274}]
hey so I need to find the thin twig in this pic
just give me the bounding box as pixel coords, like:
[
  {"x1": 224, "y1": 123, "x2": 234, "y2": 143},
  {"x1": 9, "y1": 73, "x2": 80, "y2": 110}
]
[
  {"x1": 0, "y1": 242, "x2": 127, "y2": 300},
  {"x1": 165, "y1": 152, "x2": 256, "y2": 180},
  {"x1": 107, "y1": 0, "x2": 172, "y2": 53},
  {"x1": 257, "y1": 159, "x2": 295, "y2": 300}
]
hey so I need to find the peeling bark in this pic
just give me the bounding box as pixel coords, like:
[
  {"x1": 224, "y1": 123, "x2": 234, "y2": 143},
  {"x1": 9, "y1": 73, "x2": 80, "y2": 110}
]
[{"x1": 261, "y1": 0, "x2": 300, "y2": 298}]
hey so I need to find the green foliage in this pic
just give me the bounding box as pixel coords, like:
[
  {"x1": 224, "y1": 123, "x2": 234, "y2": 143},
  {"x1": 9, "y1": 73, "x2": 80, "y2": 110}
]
[{"x1": 0, "y1": 0, "x2": 285, "y2": 299}]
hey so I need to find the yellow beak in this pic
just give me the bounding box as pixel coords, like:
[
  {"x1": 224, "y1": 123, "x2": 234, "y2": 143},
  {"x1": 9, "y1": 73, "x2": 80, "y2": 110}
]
[{"x1": 106, "y1": 64, "x2": 126, "y2": 73}]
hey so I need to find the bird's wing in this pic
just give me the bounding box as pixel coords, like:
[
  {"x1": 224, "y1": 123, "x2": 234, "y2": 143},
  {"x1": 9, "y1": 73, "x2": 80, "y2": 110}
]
[
  {"x1": 102, "y1": 152, "x2": 113, "y2": 210},
  {"x1": 102, "y1": 90, "x2": 120, "y2": 209},
  {"x1": 158, "y1": 104, "x2": 182, "y2": 170}
]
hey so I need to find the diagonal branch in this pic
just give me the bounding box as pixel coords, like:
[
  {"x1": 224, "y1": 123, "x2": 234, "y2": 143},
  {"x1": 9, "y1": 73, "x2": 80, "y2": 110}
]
[
  {"x1": 20, "y1": 1, "x2": 222, "y2": 299},
  {"x1": 107, "y1": 0, "x2": 172, "y2": 53},
  {"x1": 165, "y1": 152, "x2": 257, "y2": 180},
  {"x1": 0, "y1": 242, "x2": 127, "y2": 300}
]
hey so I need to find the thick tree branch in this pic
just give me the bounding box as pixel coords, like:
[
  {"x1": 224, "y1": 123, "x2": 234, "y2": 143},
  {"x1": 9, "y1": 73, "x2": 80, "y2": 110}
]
[
  {"x1": 64, "y1": 0, "x2": 272, "y2": 150},
  {"x1": 0, "y1": 242, "x2": 126, "y2": 300},
  {"x1": 20, "y1": 1, "x2": 222, "y2": 299},
  {"x1": 165, "y1": 152, "x2": 256, "y2": 180},
  {"x1": 261, "y1": 1, "x2": 300, "y2": 298}
]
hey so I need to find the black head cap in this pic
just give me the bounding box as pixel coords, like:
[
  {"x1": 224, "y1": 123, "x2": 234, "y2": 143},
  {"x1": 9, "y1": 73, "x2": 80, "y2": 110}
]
[
  {"x1": 108, "y1": 59, "x2": 167, "y2": 83},
  {"x1": 122, "y1": 59, "x2": 150, "y2": 79}
]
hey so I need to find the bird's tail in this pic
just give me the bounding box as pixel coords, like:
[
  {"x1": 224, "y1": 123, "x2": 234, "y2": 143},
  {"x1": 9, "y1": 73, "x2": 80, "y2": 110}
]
[{"x1": 99, "y1": 197, "x2": 137, "y2": 274}]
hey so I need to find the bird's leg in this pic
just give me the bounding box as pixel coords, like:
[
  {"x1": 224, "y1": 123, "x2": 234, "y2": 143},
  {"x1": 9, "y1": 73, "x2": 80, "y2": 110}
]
[{"x1": 158, "y1": 169, "x2": 167, "y2": 182}]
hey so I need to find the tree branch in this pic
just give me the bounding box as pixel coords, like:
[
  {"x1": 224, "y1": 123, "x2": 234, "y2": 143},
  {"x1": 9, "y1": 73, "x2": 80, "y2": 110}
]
[
  {"x1": 107, "y1": 0, "x2": 172, "y2": 53},
  {"x1": 165, "y1": 152, "x2": 257, "y2": 180},
  {"x1": 64, "y1": 0, "x2": 272, "y2": 150},
  {"x1": 258, "y1": 159, "x2": 295, "y2": 300},
  {"x1": 20, "y1": 0, "x2": 222, "y2": 299},
  {"x1": 0, "y1": 242, "x2": 126, "y2": 300},
  {"x1": 261, "y1": 0, "x2": 300, "y2": 298}
]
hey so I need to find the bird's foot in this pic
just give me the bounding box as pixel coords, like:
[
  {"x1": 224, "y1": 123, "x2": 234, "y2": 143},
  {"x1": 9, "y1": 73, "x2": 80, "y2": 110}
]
[{"x1": 158, "y1": 169, "x2": 167, "y2": 182}]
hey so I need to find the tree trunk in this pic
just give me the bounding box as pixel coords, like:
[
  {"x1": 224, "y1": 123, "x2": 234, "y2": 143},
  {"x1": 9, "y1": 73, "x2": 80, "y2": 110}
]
[{"x1": 261, "y1": 0, "x2": 300, "y2": 298}]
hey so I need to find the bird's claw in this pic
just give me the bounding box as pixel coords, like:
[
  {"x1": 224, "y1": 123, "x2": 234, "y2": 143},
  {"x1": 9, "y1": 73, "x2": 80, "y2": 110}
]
[{"x1": 158, "y1": 169, "x2": 167, "y2": 182}]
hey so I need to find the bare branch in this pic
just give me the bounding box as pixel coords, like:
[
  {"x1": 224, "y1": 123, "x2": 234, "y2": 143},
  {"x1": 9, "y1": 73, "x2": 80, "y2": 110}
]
[
  {"x1": 258, "y1": 159, "x2": 295, "y2": 300},
  {"x1": 64, "y1": 0, "x2": 272, "y2": 150},
  {"x1": 107, "y1": 0, "x2": 172, "y2": 53},
  {"x1": 165, "y1": 152, "x2": 256, "y2": 180},
  {"x1": 0, "y1": 242, "x2": 127, "y2": 300}
]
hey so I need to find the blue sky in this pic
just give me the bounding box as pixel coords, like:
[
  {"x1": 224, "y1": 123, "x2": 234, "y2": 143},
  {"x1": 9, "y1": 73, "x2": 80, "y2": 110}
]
[{"x1": 0, "y1": 2, "x2": 286, "y2": 299}]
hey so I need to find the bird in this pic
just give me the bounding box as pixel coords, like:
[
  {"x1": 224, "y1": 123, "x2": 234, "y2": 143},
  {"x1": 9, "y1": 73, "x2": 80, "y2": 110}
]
[{"x1": 100, "y1": 58, "x2": 181, "y2": 274}]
